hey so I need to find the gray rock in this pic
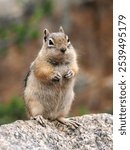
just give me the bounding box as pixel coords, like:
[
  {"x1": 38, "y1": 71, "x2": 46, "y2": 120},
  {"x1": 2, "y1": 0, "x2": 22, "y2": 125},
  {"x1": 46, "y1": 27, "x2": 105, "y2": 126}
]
[{"x1": 0, "y1": 113, "x2": 113, "y2": 150}]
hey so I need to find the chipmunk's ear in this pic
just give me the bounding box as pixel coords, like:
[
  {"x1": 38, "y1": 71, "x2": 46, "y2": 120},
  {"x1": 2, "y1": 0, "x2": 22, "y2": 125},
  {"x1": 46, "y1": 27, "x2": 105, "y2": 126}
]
[
  {"x1": 59, "y1": 26, "x2": 64, "y2": 33},
  {"x1": 43, "y1": 28, "x2": 50, "y2": 41}
]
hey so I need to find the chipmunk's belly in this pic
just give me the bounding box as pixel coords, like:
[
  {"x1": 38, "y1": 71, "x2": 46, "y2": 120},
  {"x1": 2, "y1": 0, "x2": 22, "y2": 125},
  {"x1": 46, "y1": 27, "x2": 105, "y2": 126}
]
[{"x1": 38, "y1": 82, "x2": 73, "y2": 120}]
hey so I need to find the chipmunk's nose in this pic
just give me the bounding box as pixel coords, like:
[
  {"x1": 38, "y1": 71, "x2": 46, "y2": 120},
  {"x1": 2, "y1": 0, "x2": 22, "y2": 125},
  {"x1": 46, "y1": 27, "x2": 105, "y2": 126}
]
[{"x1": 60, "y1": 48, "x2": 66, "y2": 53}]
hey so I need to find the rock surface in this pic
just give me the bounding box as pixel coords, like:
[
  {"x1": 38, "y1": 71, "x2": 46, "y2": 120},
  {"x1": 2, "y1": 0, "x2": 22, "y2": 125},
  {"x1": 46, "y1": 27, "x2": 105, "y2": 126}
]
[{"x1": 0, "y1": 113, "x2": 112, "y2": 150}]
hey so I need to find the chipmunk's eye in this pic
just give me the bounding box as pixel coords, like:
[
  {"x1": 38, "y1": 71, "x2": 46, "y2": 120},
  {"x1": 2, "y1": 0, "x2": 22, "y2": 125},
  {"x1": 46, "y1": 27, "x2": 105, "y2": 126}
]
[
  {"x1": 48, "y1": 39, "x2": 54, "y2": 46},
  {"x1": 67, "y1": 38, "x2": 70, "y2": 43},
  {"x1": 67, "y1": 37, "x2": 71, "y2": 48},
  {"x1": 66, "y1": 35, "x2": 70, "y2": 44}
]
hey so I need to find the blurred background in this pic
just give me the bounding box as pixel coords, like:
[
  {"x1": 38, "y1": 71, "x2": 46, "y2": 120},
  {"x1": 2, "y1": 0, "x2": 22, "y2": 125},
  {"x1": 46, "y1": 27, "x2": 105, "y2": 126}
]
[{"x1": 0, "y1": 0, "x2": 112, "y2": 125}]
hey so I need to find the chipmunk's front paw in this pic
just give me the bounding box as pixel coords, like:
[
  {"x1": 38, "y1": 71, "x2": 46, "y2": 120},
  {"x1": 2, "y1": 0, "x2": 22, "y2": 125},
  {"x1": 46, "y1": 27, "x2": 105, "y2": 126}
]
[
  {"x1": 51, "y1": 71, "x2": 62, "y2": 82},
  {"x1": 64, "y1": 70, "x2": 74, "y2": 79}
]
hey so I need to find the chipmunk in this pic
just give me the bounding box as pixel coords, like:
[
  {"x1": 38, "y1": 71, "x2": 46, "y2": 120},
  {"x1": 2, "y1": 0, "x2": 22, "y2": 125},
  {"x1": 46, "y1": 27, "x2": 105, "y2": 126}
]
[{"x1": 24, "y1": 26, "x2": 79, "y2": 128}]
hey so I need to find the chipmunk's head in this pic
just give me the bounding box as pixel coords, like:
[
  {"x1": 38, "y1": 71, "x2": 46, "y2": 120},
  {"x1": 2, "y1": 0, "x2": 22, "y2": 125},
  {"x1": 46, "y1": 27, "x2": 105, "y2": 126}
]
[{"x1": 42, "y1": 26, "x2": 76, "y2": 63}]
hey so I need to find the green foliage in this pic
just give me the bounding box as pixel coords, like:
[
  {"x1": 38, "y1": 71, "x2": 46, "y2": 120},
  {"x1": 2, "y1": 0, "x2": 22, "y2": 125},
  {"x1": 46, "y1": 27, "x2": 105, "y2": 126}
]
[
  {"x1": 11, "y1": 23, "x2": 28, "y2": 45},
  {"x1": 28, "y1": 27, "x2": 39, "y2": 39},
  {"x1": 42, "y1": 0, "x2": 53, "y2": 15},
  {"x1": 79, "y1": 105, "x2": 89, "y2": 115},
  {"x1": 0, "y1": 96, "x2": 26, "y2": 125},
  {"x1": 32, "y1": 0, "x2": 53, "y2": 20},
  {"x1": 0, "y1": 22, "x2": 39, "y2": 54},
  {"x1": 0, "y1": 27, "x2": 7, "y2": 38},
  {"x1": 0, "y1": 0, "x2": 53, "y2": 55}
]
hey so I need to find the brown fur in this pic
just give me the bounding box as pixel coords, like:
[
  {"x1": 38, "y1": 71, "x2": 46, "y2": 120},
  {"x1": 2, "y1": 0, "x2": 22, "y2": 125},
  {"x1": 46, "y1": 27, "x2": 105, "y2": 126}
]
[
  {"x1": 34, "y1": 58, "x2": 54, "y2": 81},
  {"x1": 24, "y1": 27, "x2": 78, "y2": 123}
]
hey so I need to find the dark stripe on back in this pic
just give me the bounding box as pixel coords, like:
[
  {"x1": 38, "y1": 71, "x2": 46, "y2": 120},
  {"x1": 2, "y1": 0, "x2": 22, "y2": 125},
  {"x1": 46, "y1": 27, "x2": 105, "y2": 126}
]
[{"x1": 24, "y1": 70, "x2": 31, "y2": 87}]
